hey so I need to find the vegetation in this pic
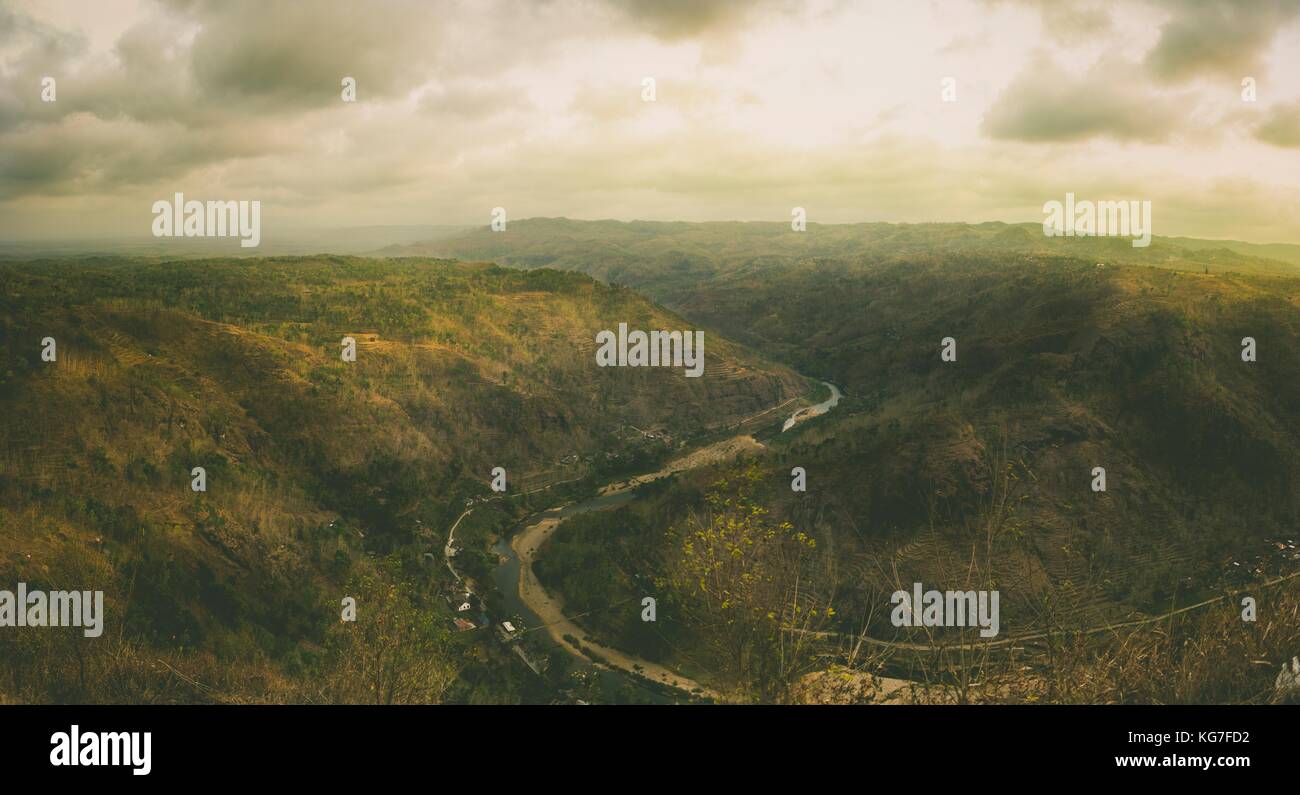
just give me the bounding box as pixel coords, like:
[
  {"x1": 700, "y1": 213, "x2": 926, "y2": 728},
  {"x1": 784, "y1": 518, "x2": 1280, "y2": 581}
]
[
  {"x1": 0, "y1": 255, "x2": 801, "y2": 703},
  {"x1": 474, "y1": 219, "x2": 1300, "y2": 703},
  {"x1": 5, "y1": 221, "x2": 1297, "y2": 704},
  {"x1": 662, "y1": 463, "x2": 833, "y2": 701}
]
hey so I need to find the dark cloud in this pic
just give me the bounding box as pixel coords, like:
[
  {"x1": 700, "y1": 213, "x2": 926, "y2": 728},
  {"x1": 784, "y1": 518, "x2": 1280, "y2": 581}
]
[
  {"x1": 0, "y1": 0, "x2": 450, "y2": 197},
  {"x1": 0, "y1": 0, "x2": 1296, "y2": 246},
  {"x1": 605, "y1": 0, "x2": 794, "y2": 39},
  {"x1": 1145, "y1": 0, "x2": 1300, "y2": 83},
  {"x1": 0, "y1": 113, "x2": 291, "y2": 200},
  {"x1": 184, "y1": 0, "x2": 441, "y2": 108},
  {"x1": 982, "y1": 55, "x2": 1187, "y2": 143},
  {"x1": 995, "y1": 0, "x2": 1298, "y2": 80},
  {"x1": 0, "y1": 5, "x2": 88, "y2": 132}
]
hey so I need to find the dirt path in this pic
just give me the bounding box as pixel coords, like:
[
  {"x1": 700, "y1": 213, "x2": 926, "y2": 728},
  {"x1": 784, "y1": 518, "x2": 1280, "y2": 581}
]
[
  {"x1": 500, "y1": 384, "x2": 861, "y2": 701},
  {"x1": 597, "y1": 433, "x2": 765, "y2": 496},
  {"x1": 511, "y1": 434, "x2": 770, "y2": 700},
  {"x1": 512, "y1": 514, "x2": 720, "y2": 700},
  {"x1": 793, "y1": 568, "x2": 1300, "y2": 653},
  {"x1": 511, "y1": 427, "x2": 918, "y2": 701}
]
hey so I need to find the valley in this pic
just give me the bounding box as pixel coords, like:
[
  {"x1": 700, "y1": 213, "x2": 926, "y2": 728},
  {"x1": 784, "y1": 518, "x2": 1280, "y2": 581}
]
[
  {"x1": 0, "y1": 255, "x2": 805, "y2": 704},
  {"x1": 431, "y1": 219, "x2": 1300, "y2": 703},
  {"x1": 3, "y1": 223, "x2": 1298, "y2": 704}
]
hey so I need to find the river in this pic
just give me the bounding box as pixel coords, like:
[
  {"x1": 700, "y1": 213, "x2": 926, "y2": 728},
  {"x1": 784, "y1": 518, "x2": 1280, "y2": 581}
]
[{"x1": 782, "y1": 381, "x2": 841, "y2": 431}]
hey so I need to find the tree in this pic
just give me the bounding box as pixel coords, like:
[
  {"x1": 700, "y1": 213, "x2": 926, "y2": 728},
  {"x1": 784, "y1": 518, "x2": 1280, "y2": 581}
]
[
  {"x1": 315, "y1": 568, "x2": 460, "y2": 704},
  {"x1": 665, "y1": 463, "x2": 832, "y2": 702}
]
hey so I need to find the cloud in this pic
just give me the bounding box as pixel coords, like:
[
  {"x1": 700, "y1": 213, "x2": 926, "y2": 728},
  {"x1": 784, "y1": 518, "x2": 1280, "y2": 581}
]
[
  {"x1": 0, "y1": 5, "x2": 90, "y2": 131},
  {"x1": 982, "y1": 55, "x2": 1187, "y2": 143},
  {"x1": 0, "y1": 4, "x2": 87, "y2": 62},
  {"x1": 1254, "y1": 100, "x2": 1300, "y2": 148},
  {"x1": 1030, "y1": 0, "x2": 1112, "y2": 43},
  {"x1": 1041, "y1": 3, "x2": 1112, "y2": 41},
  {"x1": 604, "y1": 0, "x2": 796, "y2": 40},
  {"x1": 983, "y1": 0, "x2": 1112, "y2": 43},
  {"x1": 1145, "y1": 0, "x2": 1300, "y2": 83},
  {"x1": 419, "y1": 82, "x2": 535, "y2": 121},
  {"x1": 183, "y1": 0, "x2": 442, "y2": 109},
  {"x1": 0, "y1": 110, "x2": 298, "y2": 200},
  {"x1": 566, "y1": 78, "x2": 743, "y2": 126},
  {"x1": 1, "y1": 0, "x2": 1298, "y2": 245}
]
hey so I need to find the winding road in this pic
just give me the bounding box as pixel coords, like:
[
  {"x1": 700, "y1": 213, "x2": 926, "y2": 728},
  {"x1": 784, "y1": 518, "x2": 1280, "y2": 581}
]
[
  {"x1": 512, "y1": 513, "x2": 718, "y2": 698},
  {"x1": 446, "y1": 377, "x2": 1294, "y2": 703},
  {"x1": 504, "y1": 383, "x2": 839, "y2": 700},
  {"x1": 438, "y1": 381, "x2": 836, "y2": 699}
]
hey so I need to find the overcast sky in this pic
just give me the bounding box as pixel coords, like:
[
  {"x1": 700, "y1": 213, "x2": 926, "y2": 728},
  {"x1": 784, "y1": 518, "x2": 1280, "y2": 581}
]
[{"x1": 2, "y1": 0, "x2": 1299, "y2": 244}]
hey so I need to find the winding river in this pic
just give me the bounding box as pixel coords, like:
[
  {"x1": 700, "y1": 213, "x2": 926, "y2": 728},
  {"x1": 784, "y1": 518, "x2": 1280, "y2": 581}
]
[
  {"x1": 782, "y1": 381, "x2": 841, "y2": 431},
  {"x1": 489, "y1": 382, "x2": 841, "y2": 702}
]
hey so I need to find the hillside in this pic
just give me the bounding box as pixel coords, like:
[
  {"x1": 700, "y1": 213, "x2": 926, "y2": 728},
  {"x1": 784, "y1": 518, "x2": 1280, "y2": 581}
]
[
  {"x1": 0, "y1": 256, "x2": 805, "y2": 703},
  {"x1": 382, "y1": 218, "x2": 1300, "y2": 291},
  {"x1": 459, "y1": 221, "x2": 1300, "y2": 701}
]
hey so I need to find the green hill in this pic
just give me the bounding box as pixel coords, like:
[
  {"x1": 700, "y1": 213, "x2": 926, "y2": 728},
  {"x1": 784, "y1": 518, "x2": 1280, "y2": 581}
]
[
  {"x1": 0, "y1": 255, "x2": 804, "y2": 703},
  {"x1": 449, "y1": 220, "x2": 1300, "y2": 701}
]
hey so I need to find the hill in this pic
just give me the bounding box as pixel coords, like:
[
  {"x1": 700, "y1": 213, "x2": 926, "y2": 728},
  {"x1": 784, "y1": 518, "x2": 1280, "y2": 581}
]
[
  {"x1": 381, "y1": 218, "x2": 1300, "y2": 292},
  {"x1": 451, "y1": 220, "x2": 1300, "y2": 700},
  {"x1": 0, "y1": 255, "x2": 805, "y2": 703}
]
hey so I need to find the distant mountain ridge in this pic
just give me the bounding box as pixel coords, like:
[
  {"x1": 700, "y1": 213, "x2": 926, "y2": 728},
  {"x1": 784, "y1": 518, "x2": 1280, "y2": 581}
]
[{"x1": 380, "y1": 218, "x2": 1300, "y2": 285}]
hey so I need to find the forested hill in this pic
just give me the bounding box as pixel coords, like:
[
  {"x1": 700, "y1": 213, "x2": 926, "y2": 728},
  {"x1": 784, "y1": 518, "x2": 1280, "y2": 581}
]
[
  {"x1": 0, "y1": 256, "x2": 804, "y2": 702},
  {"x1": 382, "y1": 217, "x2": 1300, "y2": 293},
  {"x1": 423, "y1": 220, "x2": 1300, "y2": 702}
]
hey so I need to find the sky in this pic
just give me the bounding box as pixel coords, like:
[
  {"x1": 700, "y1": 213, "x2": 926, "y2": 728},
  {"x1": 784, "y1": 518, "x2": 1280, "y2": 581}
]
[{"x1": 1, "y1": 0, "x2": 1299, "y2": 244}]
